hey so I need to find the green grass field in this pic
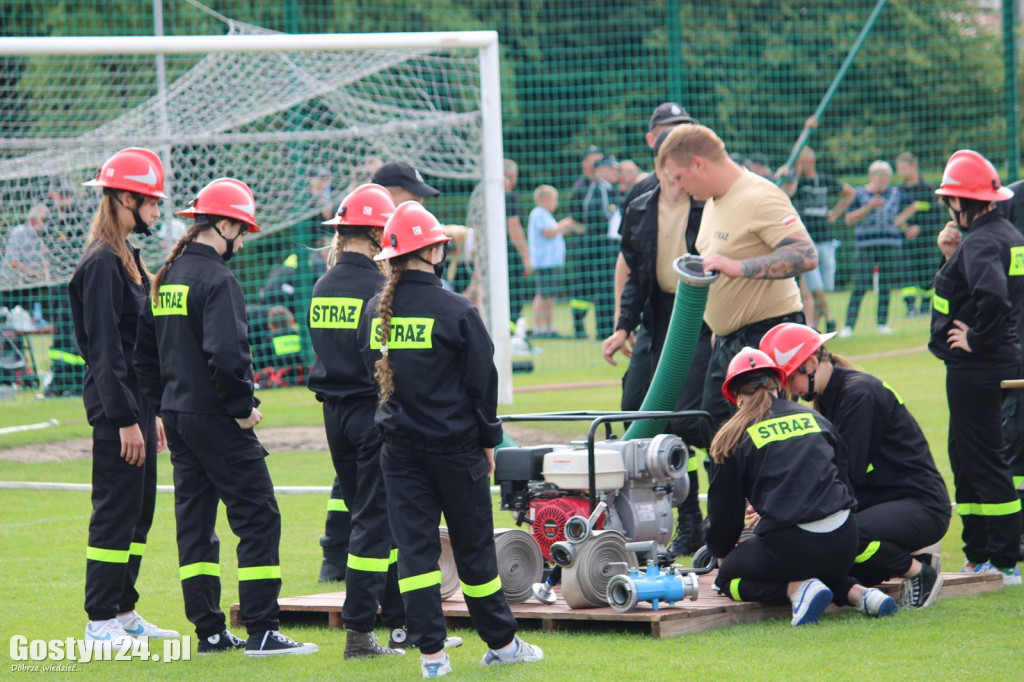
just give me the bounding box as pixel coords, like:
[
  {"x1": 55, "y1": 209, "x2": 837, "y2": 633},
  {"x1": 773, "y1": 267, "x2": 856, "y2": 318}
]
[{"x1": 2, "y1": 297, "x2": 1022, "y2": 680}]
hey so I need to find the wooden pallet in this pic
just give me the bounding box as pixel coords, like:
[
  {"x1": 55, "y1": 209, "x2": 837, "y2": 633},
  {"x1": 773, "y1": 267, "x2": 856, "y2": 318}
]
[{"x1": 230, "y1": 571, "x2": 1002, "y2": 639}]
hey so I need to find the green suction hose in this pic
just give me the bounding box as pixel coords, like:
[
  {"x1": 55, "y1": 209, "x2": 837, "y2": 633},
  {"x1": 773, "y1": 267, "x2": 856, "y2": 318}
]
[{"x1": 623, "y1": 255, "x2": 718, "y2": 441}]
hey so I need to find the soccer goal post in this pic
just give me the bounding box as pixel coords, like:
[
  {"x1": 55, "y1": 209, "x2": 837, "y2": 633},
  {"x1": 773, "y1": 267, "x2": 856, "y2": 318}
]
[{"x1": 0, "y1": 31, "x2": 513, "y2": 402}]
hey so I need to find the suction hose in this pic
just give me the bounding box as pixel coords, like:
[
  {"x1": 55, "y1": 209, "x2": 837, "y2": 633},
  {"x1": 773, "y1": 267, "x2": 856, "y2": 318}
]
[
  {"x1": 623, "y1": 255, "x2": 718, "y2": 441},
  {"x1": 560, "y1": 530, "x2": 633, "y2": 608},
  {"x1": 438, "y1": 527, "x2": 460, "y2": 600},
  {"x1": 493, "y1": 528, "x2": 544, "y2": 604}
]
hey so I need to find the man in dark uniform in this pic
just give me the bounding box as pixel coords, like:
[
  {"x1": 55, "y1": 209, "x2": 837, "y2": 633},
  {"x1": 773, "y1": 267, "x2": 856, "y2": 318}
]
[
  {"x1": 1000, "y1": 177, "x2": 1024, "y2": 556},
  {"x1": 567, "y1": 145, "x2": 604, "y2": 338},
  {"x1": 894, "y1": 152, "x2": 943, "y2": 316}
]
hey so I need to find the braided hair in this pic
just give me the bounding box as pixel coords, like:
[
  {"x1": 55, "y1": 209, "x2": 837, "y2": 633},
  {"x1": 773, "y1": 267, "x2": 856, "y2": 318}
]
[
  {"x1": 373, "y1": 256, "x2": 410, "y2": 403},
  {"x1": 151, "y1": 219, "x2": 211, "y2": 304}
]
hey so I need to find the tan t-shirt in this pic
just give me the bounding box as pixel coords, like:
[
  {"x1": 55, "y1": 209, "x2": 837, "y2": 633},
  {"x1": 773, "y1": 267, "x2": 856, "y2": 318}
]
[
  {"x1": 695, "y1": 171, "x2": 805, "y2": 336},
  {"x1": 656, "y1": 193, "x2": 691, "y2": 293}
]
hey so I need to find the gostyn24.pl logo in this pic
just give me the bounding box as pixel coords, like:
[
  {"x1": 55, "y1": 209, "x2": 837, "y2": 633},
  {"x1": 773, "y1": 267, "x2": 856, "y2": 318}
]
[{"x1": 9, "y1": 635, "x2": 192, "y2": 667}]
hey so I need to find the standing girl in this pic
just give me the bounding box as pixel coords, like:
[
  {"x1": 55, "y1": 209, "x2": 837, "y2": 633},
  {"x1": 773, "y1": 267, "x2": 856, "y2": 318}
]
[
  {"x1": 930, "y1": 150, "x2": 1023, "y2": 585},
  {"x1": 135, "y1": 178, "x2": 318, "y2": 655},
  {"x1": 359, "y1": 201, "x2": 543, "y2": 677},
  {"x1": 708, "y1": 348, "x2": 898, "y2": 625},
  {"x1": 759, "y1": 322, "x2": 951, "y2": 608},
  {"x1": 307, "y1": 184, "x2": 407, "y2": 658},
  {"x1": 71, "y1": 147, "x2": 179, "y2": 644}
]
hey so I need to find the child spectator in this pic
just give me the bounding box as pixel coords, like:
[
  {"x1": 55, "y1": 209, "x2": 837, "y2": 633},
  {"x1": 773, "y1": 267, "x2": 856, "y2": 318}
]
[{"x1": 527, "y1": 185, "x2": 572, "y2": 338}]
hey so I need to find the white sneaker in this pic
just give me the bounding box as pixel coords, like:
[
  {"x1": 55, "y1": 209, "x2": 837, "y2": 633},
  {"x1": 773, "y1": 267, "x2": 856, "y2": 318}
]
[
  {"x1": 118, "y1": 611, "x2": 180, "y2": 639},
  {"x1": 422, "y1": 653, "x2": 452, "y2": 678},
  {"x1": 839, "y1": 326, "x2": 853, "y2": 338},
  {"x1": 877, "y1": 325, "x2": 893, "y2": 335},
  {"x1": 860, "y1": 587, "x2": 899, "y2": 617},
  {"x1": 85, "y1": 618, "x2": 133, "y2": 649},
  {"x1": 789, "y1": 578, "x2": 832, "y2": 626},
  {"x1": 480, "y1": 636, "x2": 544, "y2": 665}
]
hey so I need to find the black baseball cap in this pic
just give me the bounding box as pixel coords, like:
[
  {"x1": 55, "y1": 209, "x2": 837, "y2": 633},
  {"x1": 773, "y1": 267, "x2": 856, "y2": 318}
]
[
  {"x1": 371, "y1": 161, "x2": 439, "y2": 198},
  {"x1": 649, "y1": 102, "x2": 697, "y2": 131}
]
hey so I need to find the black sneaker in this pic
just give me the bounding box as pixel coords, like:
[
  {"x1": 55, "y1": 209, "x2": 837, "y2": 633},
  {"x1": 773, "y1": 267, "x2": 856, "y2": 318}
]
[
  {"x1": 901, "y1": 560, "x2": 943, "y2": 609},
  {"x1": 244, "y1": 630, "x2": 319, "y2": 657},
  {"x1": 197, "y1": 629, "x2": 246, "y2": 653},
  {"x1": 344, "y1": 630, "x2": 406, "y2": 659}
]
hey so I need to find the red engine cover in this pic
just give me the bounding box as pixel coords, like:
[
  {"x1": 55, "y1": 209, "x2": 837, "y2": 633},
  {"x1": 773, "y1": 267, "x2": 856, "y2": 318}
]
[{"x1": 530, "y1": 497, "x2": 603, "y2": 561}]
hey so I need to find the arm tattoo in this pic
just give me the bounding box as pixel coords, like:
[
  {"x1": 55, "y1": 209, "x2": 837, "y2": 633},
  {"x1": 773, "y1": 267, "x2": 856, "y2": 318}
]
[{"x1": 740, "y1": 234, "x2": 818, "y2": 279}]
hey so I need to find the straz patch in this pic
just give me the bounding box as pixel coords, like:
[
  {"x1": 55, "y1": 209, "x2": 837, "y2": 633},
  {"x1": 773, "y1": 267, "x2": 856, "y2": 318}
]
[
  {"x1": 370, "y1": 316, "x2": 434, "y2": 350},
  {"x1": 746, "y1": 413, "x2": 822, "y2": 448},
  {"x1": 1009, "y1": 246, "x2": 1024, "y2": 276},
  {"x1": 309, "y1": 297, "x2": 363, "y2": 329},
  {"x1": 152, "y1": 284, "x2": 189, "y2": 316}
]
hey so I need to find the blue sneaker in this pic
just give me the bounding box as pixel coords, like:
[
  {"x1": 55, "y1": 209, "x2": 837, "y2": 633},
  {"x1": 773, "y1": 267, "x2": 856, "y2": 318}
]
[
  {"x1": 421, "y1": 653, "x2": 452, "y2": 678},
  {"x1": 962, "y1": 560, "x2": 993, "y2": 573},
  {"x1": 860, "y1": 587, "x2": 899, "y2": 617},
  {"x1": 790, "y1": 578, "x2": 832, "y2": 626},
  {"x1": 118, "y1": 611, "x2": 180, "y2": 639}
]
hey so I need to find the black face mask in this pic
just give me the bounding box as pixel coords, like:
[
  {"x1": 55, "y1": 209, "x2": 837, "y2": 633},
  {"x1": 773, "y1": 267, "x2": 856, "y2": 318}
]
[
  {"x1": 114, "y1": 192, "x2": 154, "y2": 236},
  {"x1": 432, "y1": 246, "x2": 449, "y2": 279},
  {"x1": 213, "y1": 222, "x2": 242, "y2": 262}
]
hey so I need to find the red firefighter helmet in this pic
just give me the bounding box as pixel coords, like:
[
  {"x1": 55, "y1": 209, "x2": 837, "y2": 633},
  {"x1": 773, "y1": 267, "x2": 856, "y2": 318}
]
[
  {"x1": 322, "y1": 183, "x2": 395, "y2": 229},
  {"x1": 374, "y1": 201, "x2": 450, "y2": 261},
  {"x1": 758, "y1": 323, "x2": 836, "y2": 380},
  {"x1": 722, "y1": 347, "x2": 786, "y2": 405},
  {"x1": 82, "y1": 147, "x2": 168, "y2": 199},
  {"x1": 935, "y1": 149, "x2": 1014, "y2": 203},
  {"x1": 176, "y1": 178, "x2": 260, "y2": 232}
]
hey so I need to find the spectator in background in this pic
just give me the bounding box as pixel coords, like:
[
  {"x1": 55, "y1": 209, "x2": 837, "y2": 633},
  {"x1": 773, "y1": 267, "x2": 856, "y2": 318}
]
[
  {"x1": 782, "y1": 146, "x2": 855, "y2": 333},
  {"x1": 1, "y1": 203, "x2": 50, "y2": 284},
  {"x1": 45, "y1": 177, "x2": 89, "y2": 247},
  {"x1": 528, "y1": 185, "x2": 573, "y2": 338},
  {"x1": 372, "y1": 160, "x2": 440, "y2": 205},
  {"x1": 841, "y1": 161, "x2": 902, "y2": 337},
  {"x1": 572, "y1": 155, "x2": 619, "y2": 339},
  {"x1": 309, "y1": 166, "x2": 336, "y2": 223},
  {"x1": 894, "y1": 152, "x2": 942, "y2": 317},
  {"x1": 503, "y1": 159, "x2": 533, "y2": 328},
  {"x1": 745, "y1": 153, "x2": 777, "y2": 182},
  {"x1": 617, "y1": 159, "x2": 640, "y2": 196},
  {"x1": 565, "y1": 146, "x2": 603, "y2": 331}
]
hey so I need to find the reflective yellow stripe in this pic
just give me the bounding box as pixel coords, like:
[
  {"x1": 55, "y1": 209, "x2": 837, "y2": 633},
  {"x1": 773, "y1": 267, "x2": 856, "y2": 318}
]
[
  {"x1": 854, "y1": 541, "x2": 880, "y2": 564},
  {"x1": 866, "y1": 463, "x2": 875, "y2": 474},
  {"x1": 882, "y1": 381, "x2": 904, "y2": 405},
  {"x1": 956, "y1": 499, "x2": 1023, "y2": 517},
  {"x1": 347, "y1": 554, "x2": 391, "y2": 573},
  {"x1": 152, "y1": 284, "x2": 190, "y2": 316},
  {"x1": 272, "y1": 334, "x2": 301, "y2": 356},
  {"x1": 569, "y1": 299, "x2": 590, "y2": 311},
  {"x1": 399, "y1": 570, "x2": 443, "y2": 593},
  {"x1": 370, "y1": 317, "x2": 435, "y2": 350},
  {"x1": 179, "y1": 562, "x2": 220, "y2": 580},
  {"x1": 687, "y1": 454, "x2": 700, "y2": 472},
  {"x1": 129, "y1": 542, "x2": 146, "y2": 557},
  {"x1": 309, "y1": 296, "x2": 363, "y2": 330},
  {"x1": 238, "y1": 566, "x2": 281, "y2": 581},
  {"x1": 746, "y1": 414, "x2": 822, "y2": 449},
  {"x1": 283, "y1": 253, "x2": 299, "y2": 269},
  {"x1": 1010, "y1": 246, "x2": 1024, "y2": 275},
  {"x1": 1013, "y1": 476, "x2": 1024, "y2": 489},
  {"x1": 86, "y1": 546, "x2": 129, "y2": 563},
  {"x1": 327, "y1": 498, "x2": 348, "y2": 512},
  {"x1": 933, "y1": 295, "x2": 949, "y2": 315},
  {"x1": 461, "y1": 576, "x2": 502, "y2": 598},
  {"x1": 900, "y1": 286, "x2": 919, "y2": 298},
  {"x1": 390, "y1": 548, "x2": 399, "y2": 564},
  {"x1": 729, "y1": 578, "x2": 742, "y2": 601},
  {"x1": 914, "y1": 200, "x2": 932, "y2": 212},
  {"x1": 48, "y1": 349, "x2": 85, "y2": 365}
]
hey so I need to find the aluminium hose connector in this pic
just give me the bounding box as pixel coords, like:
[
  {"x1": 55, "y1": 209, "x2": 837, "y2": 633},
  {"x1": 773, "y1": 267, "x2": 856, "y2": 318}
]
[{"x1": 672, "y1": 254, "x2": 720, "y2": 288}]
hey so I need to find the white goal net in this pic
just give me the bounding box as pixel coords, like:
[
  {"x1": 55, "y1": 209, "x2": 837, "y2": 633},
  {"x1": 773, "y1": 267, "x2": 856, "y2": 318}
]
[{"x1": 0, "y1": 25, "x2": 512, "y2": 398}]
